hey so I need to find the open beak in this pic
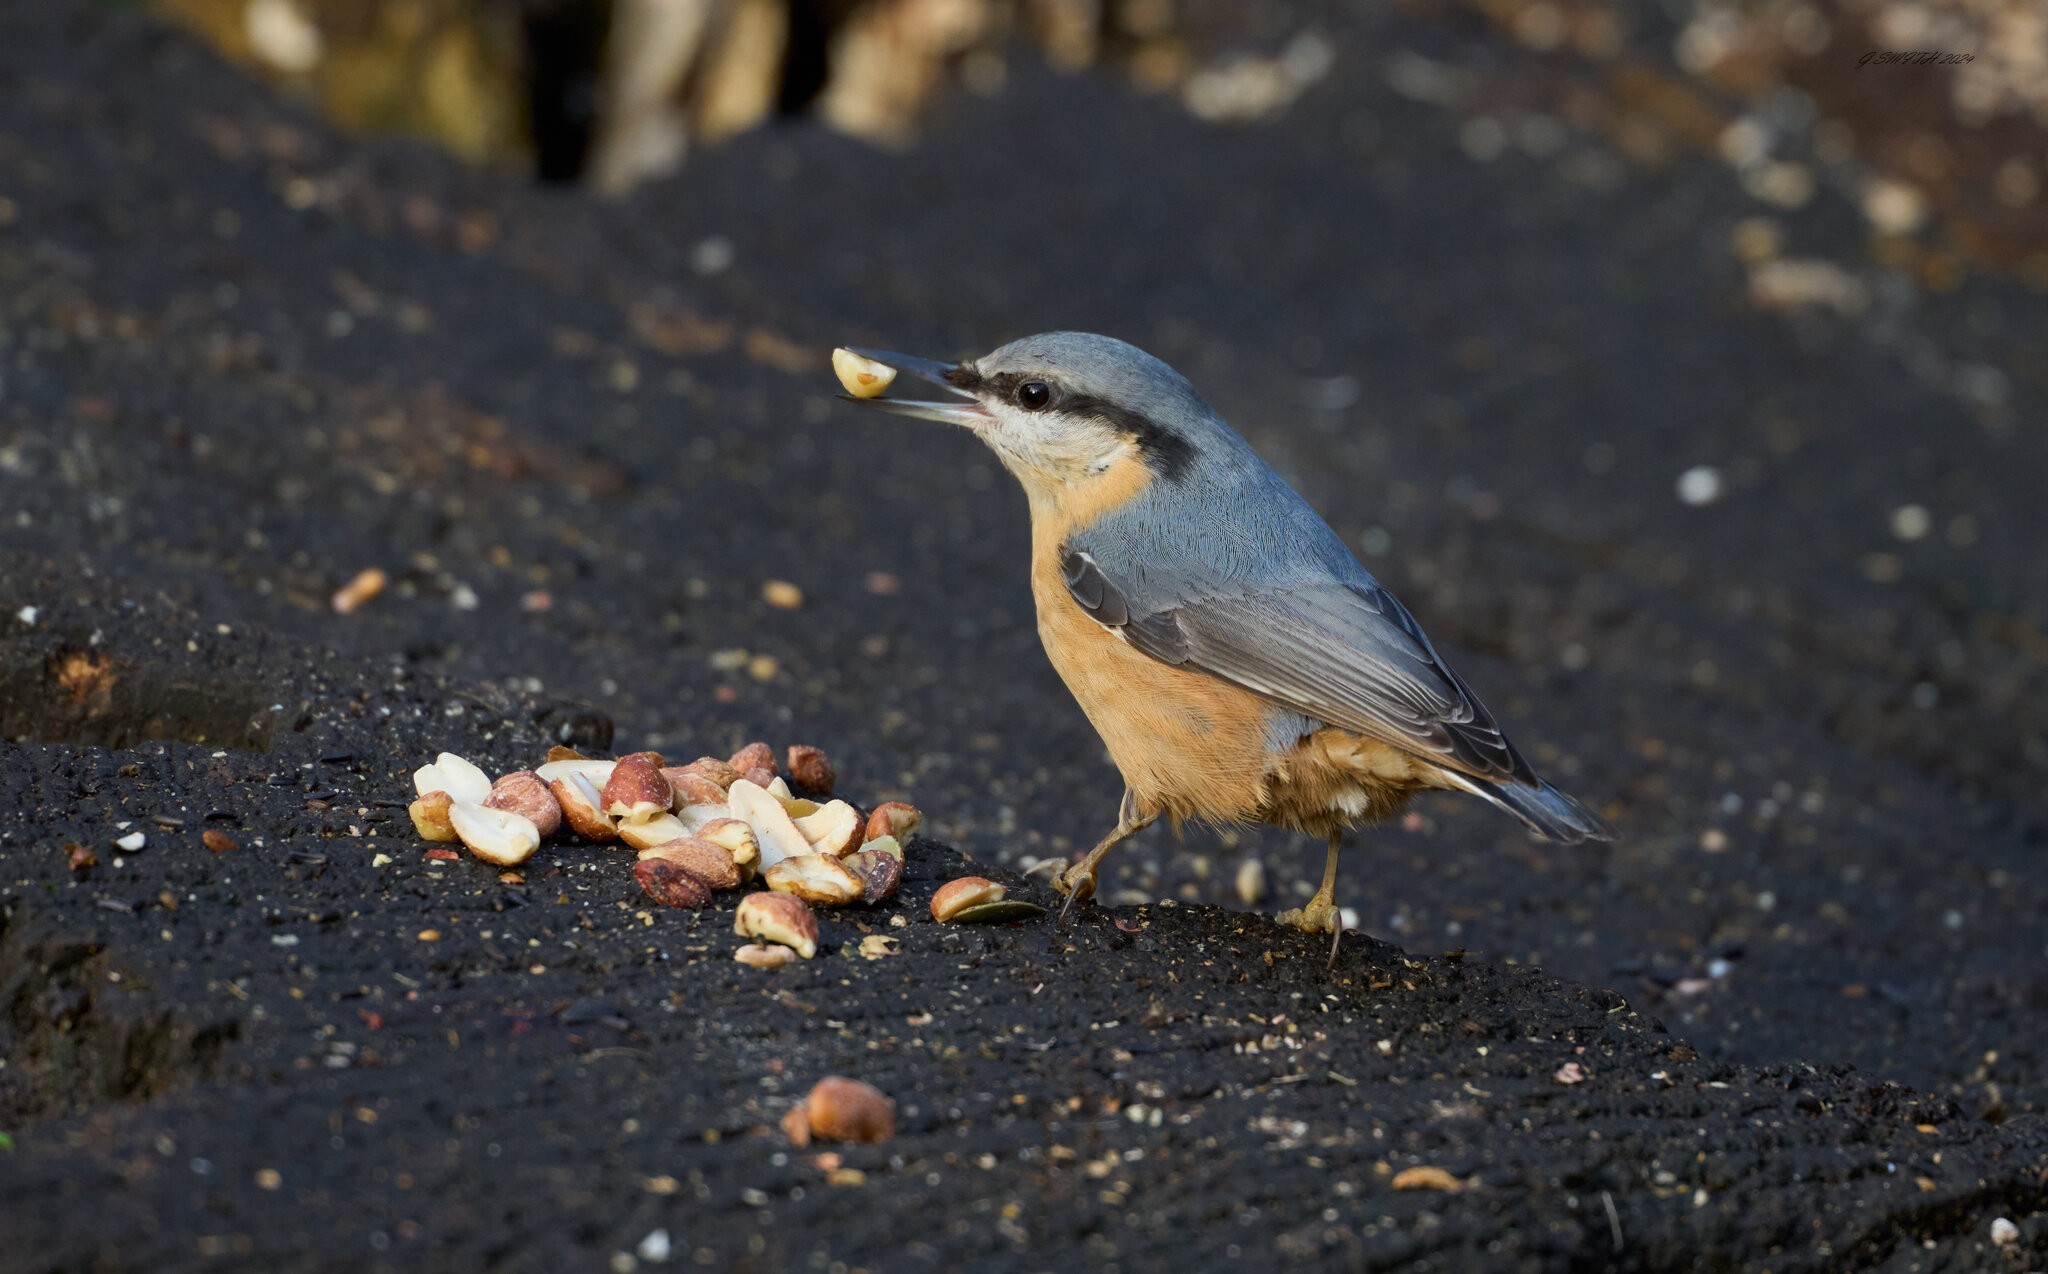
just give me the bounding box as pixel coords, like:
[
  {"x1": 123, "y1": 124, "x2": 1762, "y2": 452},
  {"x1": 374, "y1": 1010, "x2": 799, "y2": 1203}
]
[{"x1": 839, "y1": 347, "x2": 986, "y2": 426}]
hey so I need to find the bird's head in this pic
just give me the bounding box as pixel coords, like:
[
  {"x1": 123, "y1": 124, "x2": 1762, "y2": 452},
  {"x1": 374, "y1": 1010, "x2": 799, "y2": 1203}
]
[{"x1": 842, "y1": 332, "x2": 1204, "y2": 518}]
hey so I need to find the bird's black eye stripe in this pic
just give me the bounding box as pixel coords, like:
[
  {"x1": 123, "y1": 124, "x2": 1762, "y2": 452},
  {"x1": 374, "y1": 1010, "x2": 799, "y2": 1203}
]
[{"x1": 1016, "y1": 380, "x2": 1053, "y2": 411}]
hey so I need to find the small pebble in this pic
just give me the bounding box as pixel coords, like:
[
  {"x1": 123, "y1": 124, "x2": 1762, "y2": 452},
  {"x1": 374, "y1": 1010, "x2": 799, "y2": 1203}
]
[
  {"x1": 1676, "y1": 465, "x2": 1724, "y2": 506},
  {"x1": 636, "y1": 1229, "x2": 672, "y2": 1263},
  {"x1": 331, "y1": 567, "x2": 387, "y2": 615},
  {"x1": 1235, "y1": 856, "x2": 1267, "y2": 905},
  {"x1": 1991, "y1": 1217, "x2": 2019, "y2": 1247},
  {"x1": 113, "y1": 831, "x2": 146, "y2": 852}
]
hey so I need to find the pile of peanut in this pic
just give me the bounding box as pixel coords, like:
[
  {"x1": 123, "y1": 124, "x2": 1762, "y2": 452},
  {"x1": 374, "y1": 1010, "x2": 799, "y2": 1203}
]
[{"x1": 407, "y1": 740, "x2": 1039, "y2": 963}]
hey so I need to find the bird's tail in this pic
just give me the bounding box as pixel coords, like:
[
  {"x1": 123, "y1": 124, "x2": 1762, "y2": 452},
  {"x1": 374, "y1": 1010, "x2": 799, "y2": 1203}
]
[{"x1": 1445, "y1": 774, "x2": 1616, "y2": 843}]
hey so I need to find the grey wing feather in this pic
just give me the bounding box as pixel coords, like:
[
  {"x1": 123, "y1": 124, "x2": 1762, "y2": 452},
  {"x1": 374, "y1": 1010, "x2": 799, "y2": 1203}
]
[{"x1": 1060, "y1": 547, "x2": 1536, "y2": 785}]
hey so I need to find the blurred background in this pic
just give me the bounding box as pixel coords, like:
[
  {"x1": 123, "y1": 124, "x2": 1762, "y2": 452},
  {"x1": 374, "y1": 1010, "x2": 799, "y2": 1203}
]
[
  {"x1": 151, "y1": 0, "x2": 2048, "y2": 266},
  {"x1": 150, "y1": 0, "x2": 2048, "y2": 278}
]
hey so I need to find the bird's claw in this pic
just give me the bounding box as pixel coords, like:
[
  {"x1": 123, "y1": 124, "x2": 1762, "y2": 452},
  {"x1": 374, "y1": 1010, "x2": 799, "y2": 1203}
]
[{"x1": 1053, "y1": 863, "x2": 1098, "y2": 926}]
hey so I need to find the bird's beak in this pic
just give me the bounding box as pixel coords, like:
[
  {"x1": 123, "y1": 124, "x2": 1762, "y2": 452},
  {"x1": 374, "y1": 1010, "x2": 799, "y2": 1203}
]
[{"x1": 839, "y1": 347, "x2": 986, "y2": 426}]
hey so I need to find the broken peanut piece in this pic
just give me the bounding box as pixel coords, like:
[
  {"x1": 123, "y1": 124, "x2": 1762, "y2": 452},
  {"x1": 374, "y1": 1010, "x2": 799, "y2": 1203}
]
[
  {"x1": 831, "y1": 348, "x2": 897, "y2": 400},
  {"x1": 735, "y1": 943, "x2": 798, "y2": 970},
  {"x1": 633, "y1": 857, "x2": 712, "y2": 909},
  {"x1": 763, "y1": 853, "x2": 864, "y2": 906},
  {"x1": 865, "y1": 802, "x2": 922, "y2": 844},
  {"x1": 413, "y1": 752, "x2": 491, "y2": 805},
  {"x1": 931, "y1": 876, "x2": 1005, "y2": 922},
  {"x1": 783, "y1": 1076, "x2": 895, "y2": 1147},
  {"x1": 679, "y1": 756, "x2": 740, "y2": 789},
  {"x1": 331, "y1": 566, "x2": 388, "y2": 615},
  {"x1": 544, "y1": 768, "x2": 617, "y2": 843},
  {"x1": 846, "y1": 847, "x2": 904, "y2": 905},
  {"x1": 409, "y1": 791, "x2": 459, "y2": 842},
  {"x1": 665, "y1": 770, "x2": 728, "y2": 808},
  {"x1": 484, "y1": 771, "x2": 562, "y2": 838},
  {"x1": 449, "y1": 801, "x2": 541, "y2": 867},
  {"x1": 619, "y1": 812, "x2": 692, "y2": 852},
  {"x1": 603, "y1": 752, "x2": 673, "y2": 822},
  {"x1": 695, "y1": 818, "x2": 761, "y2": 872},
  {"x1": 727, "y1": 778, "x2": 811, "y2": 868},
  {"x1": 792, "y1": 799, "x2": 864, "y2": 858},
  {"x1": 735, "y1": 892, "x2": 818, "y2": 958},
  {"x1": 535, "y1": 757, "x2": 615, "y2": 787},
  {"x1": 636, "y1": 837, "x2": 741, "y2": 891}
]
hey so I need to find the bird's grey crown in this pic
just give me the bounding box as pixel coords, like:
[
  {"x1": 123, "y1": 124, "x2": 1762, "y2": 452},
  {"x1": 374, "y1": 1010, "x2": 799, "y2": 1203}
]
[{"x1": 954, "y1": 331, "x2": 1228, "y2": 480}]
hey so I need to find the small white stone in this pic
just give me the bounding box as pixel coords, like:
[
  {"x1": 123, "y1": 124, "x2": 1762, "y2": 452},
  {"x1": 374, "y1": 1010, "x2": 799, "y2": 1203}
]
[
  {"x1": 1677, "y1": 466, "x2": 1725, "y2": 506},
  {"x1": 1235, "y1": 856, "x2": 1266, "y2": 906},
  {"x1": 16, "y1": 605, "x2": 36, "y2": 626},
  {"x1": 1890, "y1": 504, "x2": 1932, "y2": 541},
  {"x1": 690, "y1": 237, "x2": 734, "y2": 276},
  {"x1": 1991, "y1": 1217, "x2": 2019, "y2": 1246},
  {"x1": 114, "y1": 831, "x2": 147, "y2": 852},
  {"x1": 636, "y1": 1229, "x2": 672, "y2": 1263}
]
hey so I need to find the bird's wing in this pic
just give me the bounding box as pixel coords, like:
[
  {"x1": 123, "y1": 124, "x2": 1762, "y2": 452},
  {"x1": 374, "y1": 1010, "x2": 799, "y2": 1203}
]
[{"x1": 1060, "y1": 546, "x2": 1537, "y2": 784}]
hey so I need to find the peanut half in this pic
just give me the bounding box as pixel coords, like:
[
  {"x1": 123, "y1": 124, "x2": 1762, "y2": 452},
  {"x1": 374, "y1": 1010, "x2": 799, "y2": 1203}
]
[
  {"x1": 735, "y1": 892, "x2": 819, "y2": 958},
  {"x1": 831, "y1": 348, "x2": 898, "y2": 400},
  {"x1": 931, "y1": 876, "x2": 1004, "y2": 922},
  {"x1": 763, "y1": 853, "x2": 864, "y2": 906},
  {"x1": 449, "y1": 802, "x2": 541, "y2": 867}
]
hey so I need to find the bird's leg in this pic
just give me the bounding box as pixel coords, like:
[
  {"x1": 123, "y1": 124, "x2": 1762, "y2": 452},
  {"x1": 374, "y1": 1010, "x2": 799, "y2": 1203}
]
[
  {"x1": 1276, "y1": 831, "x2": 1347, "y2": 967},
  {"x1": 1053, "y1": 789, "x2": 1154, "y2": 924}
]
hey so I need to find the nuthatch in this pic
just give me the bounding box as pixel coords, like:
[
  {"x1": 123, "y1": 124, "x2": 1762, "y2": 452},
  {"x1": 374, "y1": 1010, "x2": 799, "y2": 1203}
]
[{"x1": 838, "y1": 332, "x2": 1613, "y2": 959}]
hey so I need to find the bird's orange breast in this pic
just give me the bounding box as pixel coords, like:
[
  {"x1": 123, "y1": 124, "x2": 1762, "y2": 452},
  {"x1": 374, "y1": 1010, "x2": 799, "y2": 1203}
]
[
  {"x1": 1029, "y1": 546, "x2": 1278, "y2": 826},
  {"x1": 1023, "y1": 454, "x2": 1278, "y2": 825}
]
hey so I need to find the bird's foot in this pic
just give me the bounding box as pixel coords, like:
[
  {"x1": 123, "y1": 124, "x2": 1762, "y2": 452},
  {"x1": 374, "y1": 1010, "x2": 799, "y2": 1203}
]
[
  {"x1": 1276, "y1": 897, "x2": 1338, "y2": 935},
  {"x1": 1277, "y1": 896, "x2": 1346, "y2": 968},
  {"x1": 1051, "y1": 861, "x2": 1099, "y2": 925}
]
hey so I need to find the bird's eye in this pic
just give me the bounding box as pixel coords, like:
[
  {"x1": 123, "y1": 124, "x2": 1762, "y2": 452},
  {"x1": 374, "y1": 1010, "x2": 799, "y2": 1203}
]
[{"x1": 1016, "y1": 380, "x2": 1052, "y2": 411}]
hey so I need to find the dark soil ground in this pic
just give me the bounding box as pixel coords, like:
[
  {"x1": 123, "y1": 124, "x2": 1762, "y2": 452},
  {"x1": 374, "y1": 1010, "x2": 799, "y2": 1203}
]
[{"x1": 2, "y1": 3, "x2": 2046, "y2": 1270}]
